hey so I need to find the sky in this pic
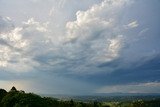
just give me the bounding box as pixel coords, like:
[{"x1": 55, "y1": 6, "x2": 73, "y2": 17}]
[{"x1": 0, "y1": 0, "x2": 160, "y2": 95}]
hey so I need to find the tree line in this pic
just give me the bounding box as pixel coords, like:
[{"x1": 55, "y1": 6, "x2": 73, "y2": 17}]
[
  {"x1": 0, "y1": 86, "x2": 101, "y2": 107},
  {"x1": 0, "y1": 86, "x2": 160, "y2": 107}
]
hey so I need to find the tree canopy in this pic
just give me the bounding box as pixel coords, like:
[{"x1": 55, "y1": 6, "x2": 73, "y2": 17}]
[{"x1": 0, "y1": 87, "x2": 160, "y2": 107}]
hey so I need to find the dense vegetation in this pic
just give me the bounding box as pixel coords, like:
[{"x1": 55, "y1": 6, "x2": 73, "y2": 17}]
[
  {"x1": 0, "y1": 87, "x2": 160, "y2": 107},
  {"x1": 0, "y1": 87, "x2": 101, "y2": 107}
]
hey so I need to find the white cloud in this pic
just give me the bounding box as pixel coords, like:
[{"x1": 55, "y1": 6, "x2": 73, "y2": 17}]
[
  {"x1": 0, "y1": 16, "x2": 14, "y2": 33},
  {"x1": 0, "y1": 0, "x2": 138, "y2": 74},
  {"x1": 138, "y1": 28, "x2": 149, "y2": 36},
  {"x1": 65, "y1": 0, "x2": 130, "y2": 41},
  {"x1": 107, "y1": 35, "x2": 123, "y2": 59},
  {"x1": 0, "y1": 46, "x2": 10, "y2": 67},
  {"x1": 125, "y1": 20, "x2": 139, "y2": 29},
  {"x1": 0, "y1": 27, "x2": 29, "y2": 68},
  {"x1": 49, "y1": 7, "x2": 55, "y2": 16},
  {"x1": 58, "y1": 0, "x2": 66, "y2": 8},
  {"x1": 0, "y1": 17, "x2": 49, "y2": 72},
  {"x1": 96, "y1": 82, "x2": 160, "y2": 93},
  {"x1": 0, "y1": 0, "x2": 159, "y2": 95},
  {"x1": 23, "y1": 18, "x2": 48, "y2": 32},
  {"x1": 64, "y1": 0, "x2": 130, "y2": 72}
]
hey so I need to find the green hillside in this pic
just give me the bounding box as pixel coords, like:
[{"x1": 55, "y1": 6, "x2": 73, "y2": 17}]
[{"x1": 0, "y1": 87, "x2": 160, "y2": 107}]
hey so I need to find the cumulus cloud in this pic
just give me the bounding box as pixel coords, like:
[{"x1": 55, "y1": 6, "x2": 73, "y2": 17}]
[
  {"x1": 1, "y1": 0, "x2": 160, "y2": 94},
  {"x1": 107, "y1": 35, "x2": 123, "y2": 60},
  {"x1": 0, "y1": 0, "x2": 142, "y2": 75},
  {"x1": 62, "y1": 0, "x2": 132, "y2": 73},
  {"x1": 0, "y1": 0, "x2": 134, "y2": 74},
  {"x1": 0, "y1": 17, "x2": 29, "y2": 68},
  {"x1": 0, "y1": 32, "x2": 33, "y2": 72},
  {"x1": 96, "y1": 82, "x2": 160, "y2": 93},
  {"x1": 0, "y1": 17, "x2": 50, "y2": 72},
  {"x1": 66, "y1": 0, "x2": 130, "y2": 41},
  {"x1": 0, "y1": 0, "x2": 151, "y2": 75},
  {"x1": 23, "y1": 18, "x2": 48, "y2": 32}
]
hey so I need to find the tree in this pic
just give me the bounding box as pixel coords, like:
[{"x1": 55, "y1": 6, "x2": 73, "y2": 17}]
[
  {"x1": 69, "y1": 99, "x2": 74, "y2": 107},
  {"x1": 0, "y1": 89, "x2": 7, "y2": 101},
  {"x1": 10, "y1": 86, "x2": 17, "y2": 92}
]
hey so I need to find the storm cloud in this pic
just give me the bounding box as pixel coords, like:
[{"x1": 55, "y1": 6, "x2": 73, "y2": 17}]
[{"x1": 0, "y1": 0, "x2": 160, "y2": 94}]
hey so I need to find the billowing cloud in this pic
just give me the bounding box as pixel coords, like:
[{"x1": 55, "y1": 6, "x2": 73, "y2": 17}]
[
  {"x1": 66, "y1": 0, "x2": 130, "y2": 42},
  {"x1": 0, "y1": 0, "x2": 160, "y2": 94},
  {"x1": 62, "y1": 0, "x2": 133, "y2": 73},
  {"x1": 0, "y1": 17, "x2": 49, "y2": 72},
  {"x1": 23, "y1": 18, "x2": 48, "y2": 32},
  {"x1": 0, "y1": 0, "x2": 149, "y2": 74},
  {"x1": 0, "y1": 17, "x2": 28, "y2": 68}
]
